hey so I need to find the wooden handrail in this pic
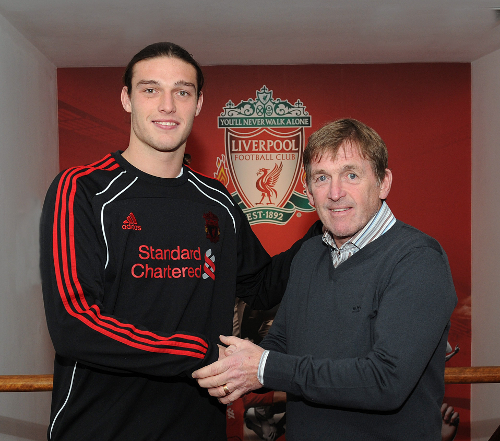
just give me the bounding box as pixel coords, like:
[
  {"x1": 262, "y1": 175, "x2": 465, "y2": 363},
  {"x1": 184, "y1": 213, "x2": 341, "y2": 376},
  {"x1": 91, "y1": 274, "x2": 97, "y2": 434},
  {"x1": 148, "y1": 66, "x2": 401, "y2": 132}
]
[
  {"x1": 445, "y1": 366, "x2": 500, "y2": 384},
  {"x1": 0, "y1": 375, "x2": 53, "y2": 392},
  {"x1": 0, "y1": 367, "x2": 500, "y2": 392}
]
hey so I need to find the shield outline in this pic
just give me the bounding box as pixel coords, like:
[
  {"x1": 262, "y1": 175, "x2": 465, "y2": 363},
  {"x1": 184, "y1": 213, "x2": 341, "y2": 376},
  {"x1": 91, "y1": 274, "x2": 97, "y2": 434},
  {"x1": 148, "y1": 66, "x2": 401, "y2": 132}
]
[{"x1": 225, "y1": 127, "x2": 304, "y2": 209}]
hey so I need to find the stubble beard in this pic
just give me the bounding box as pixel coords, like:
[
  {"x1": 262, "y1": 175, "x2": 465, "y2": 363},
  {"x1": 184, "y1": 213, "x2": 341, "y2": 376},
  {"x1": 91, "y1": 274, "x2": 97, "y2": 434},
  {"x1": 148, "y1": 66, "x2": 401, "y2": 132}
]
[{"x1": 131, "y1": 119, "x2": 191, "y2": 155}]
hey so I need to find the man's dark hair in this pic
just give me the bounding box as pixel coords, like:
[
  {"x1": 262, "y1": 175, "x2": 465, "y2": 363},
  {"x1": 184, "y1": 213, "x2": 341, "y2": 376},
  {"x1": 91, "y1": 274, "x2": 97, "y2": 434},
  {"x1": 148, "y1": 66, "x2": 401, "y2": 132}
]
[{"x1": 123, "y1": 42, "x2": 204, "y2": 97}]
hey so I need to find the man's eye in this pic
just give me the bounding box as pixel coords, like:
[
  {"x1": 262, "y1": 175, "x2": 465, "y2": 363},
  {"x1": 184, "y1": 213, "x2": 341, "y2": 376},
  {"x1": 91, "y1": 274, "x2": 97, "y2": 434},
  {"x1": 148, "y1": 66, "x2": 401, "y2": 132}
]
[
  {"x1": 347, "y1": 173, "x2": 357, "y2": 180},
  {"x1": 179, "y1": 90, "x2": 188, "y2": 96},
  {"x1": 317, "y1": 175, "x2": 327, "y2": 182},
  {"x1": 145, "y1": 88, "x2": 155, "y2": 93}
]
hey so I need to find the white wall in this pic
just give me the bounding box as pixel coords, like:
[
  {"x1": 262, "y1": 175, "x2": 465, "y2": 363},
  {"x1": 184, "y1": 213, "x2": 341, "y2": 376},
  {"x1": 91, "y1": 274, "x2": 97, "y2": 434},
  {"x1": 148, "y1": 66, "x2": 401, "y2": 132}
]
[
  {"x1": 0, "y1": 11, "x2": 58, "y2": 441},
  {"x1": 471, "y1": 47, "x2": 500, "y2": 441}
]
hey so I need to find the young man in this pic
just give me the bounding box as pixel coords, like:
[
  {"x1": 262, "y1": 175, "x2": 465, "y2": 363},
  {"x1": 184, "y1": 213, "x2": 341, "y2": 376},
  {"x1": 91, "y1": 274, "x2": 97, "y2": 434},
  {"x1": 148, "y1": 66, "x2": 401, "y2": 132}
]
[
  {"x1": 193, "y1": 118, "x2": 457, "y2": 440},
  {"x1": 40, "y1": 42, "x2": 319, "y2": 440}
]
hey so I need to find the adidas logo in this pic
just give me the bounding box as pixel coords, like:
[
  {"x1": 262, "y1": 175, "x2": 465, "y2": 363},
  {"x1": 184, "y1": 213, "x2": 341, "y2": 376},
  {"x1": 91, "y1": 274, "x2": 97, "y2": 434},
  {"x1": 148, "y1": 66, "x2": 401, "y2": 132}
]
[{"x1": 122, "y1": 213, "x2": 142, "y2": 231}]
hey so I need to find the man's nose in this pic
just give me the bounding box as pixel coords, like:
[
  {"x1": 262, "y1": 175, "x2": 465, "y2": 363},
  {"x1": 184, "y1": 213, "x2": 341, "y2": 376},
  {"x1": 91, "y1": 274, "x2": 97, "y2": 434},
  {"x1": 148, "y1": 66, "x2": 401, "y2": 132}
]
[
  {"x1": 328, "y1": 178, "x2": 346, "y2": 201},
  {"x1": 159, "y1": 92, "x2": 176, "y2": 113}
]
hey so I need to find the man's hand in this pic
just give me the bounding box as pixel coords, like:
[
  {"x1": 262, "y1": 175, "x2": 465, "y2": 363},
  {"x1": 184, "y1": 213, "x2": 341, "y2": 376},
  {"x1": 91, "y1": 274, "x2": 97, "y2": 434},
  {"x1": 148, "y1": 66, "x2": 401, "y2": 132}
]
[
  {"x1": 192, "y1": 335, "x2": 264, "y2": 404},
  {"x1": 218, "y1": 344, "x2": 228, "y2": 360}
]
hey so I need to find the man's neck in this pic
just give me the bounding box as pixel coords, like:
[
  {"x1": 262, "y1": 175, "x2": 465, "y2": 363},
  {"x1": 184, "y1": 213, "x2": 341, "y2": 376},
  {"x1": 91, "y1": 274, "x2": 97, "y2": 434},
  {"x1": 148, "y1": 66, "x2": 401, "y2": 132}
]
[{"x1": 122, "y1": 145, "x2": 184, "y2": 178}]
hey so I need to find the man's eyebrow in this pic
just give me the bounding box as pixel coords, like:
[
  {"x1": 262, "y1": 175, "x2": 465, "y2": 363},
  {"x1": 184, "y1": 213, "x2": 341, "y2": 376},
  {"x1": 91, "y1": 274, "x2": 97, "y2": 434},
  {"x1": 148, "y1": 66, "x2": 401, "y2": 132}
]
[
  {"x1": 174, "y1": 80, "x2": 196, "y2": 90},
  {"x1": 134, "y1": 79, "x2": 196, "y2": 91},
  {"x1": 341, "y1": 164, "x2": 363, "y2": 173},
  {"x1": 135, "y1": 79, "x2": 160, "y2": 87},
  {"x1": 312, "y1": 168, "x2": 328, "y2": 176}
]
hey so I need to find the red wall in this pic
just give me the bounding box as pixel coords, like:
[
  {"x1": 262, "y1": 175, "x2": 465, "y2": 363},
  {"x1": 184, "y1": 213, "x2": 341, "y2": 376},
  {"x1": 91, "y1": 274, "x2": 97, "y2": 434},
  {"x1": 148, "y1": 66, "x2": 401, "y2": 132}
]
[{"x1": 58, "y1": 62, "x2": 471, "y2": 439}]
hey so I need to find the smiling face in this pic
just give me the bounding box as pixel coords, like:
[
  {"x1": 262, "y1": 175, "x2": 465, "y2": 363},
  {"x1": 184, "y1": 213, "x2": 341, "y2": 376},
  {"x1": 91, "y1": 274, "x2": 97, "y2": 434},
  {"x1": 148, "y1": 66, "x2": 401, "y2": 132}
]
[
  {"x1": 306, "y1": 142, "x2": 392, "y2": 247},
  {"x1": 121, "y1": 56, "x2": 203, "y2": 157}
]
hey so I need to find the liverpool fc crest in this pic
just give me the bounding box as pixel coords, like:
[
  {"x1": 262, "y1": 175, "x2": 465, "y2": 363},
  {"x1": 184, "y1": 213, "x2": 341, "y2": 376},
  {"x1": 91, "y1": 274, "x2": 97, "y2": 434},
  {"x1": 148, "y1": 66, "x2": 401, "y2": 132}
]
[
  {"x1": 203, "y1": 212, "x2": 220, "y2": 243},
  {"x1": 216, "y1": 86, "x2": 315, "y2": 225}
]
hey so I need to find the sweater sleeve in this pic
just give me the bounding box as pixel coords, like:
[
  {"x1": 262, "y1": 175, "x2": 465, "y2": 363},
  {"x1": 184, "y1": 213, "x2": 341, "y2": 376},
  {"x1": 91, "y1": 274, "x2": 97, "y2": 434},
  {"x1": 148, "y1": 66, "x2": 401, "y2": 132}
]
[
  {"x1": 235, "y1": 216, "x2": 323, "y2": 310},
  {"x1": 261, "y1": 245, "x2": 457, "y2": 411},
  {"x1": 40, "y1": 169, "x2": 218, "y2": 378}
]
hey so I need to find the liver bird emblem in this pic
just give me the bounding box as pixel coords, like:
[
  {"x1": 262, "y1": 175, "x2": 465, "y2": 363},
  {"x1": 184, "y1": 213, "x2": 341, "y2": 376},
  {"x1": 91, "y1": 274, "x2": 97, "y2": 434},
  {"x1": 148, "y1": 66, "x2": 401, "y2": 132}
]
[{"x1": 256, "y1": 162, "x2": 283, "y2": 205}]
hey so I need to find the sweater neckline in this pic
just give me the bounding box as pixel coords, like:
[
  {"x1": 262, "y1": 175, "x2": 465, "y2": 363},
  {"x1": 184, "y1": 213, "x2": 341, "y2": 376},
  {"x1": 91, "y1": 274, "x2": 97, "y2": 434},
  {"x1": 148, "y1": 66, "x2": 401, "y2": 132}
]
[
  {"x1": 327, "y1": 220, "x2": 402, "y2": 278},
  {"x1": 111, "y1": 151, "x2": 189, "y2": 187}
]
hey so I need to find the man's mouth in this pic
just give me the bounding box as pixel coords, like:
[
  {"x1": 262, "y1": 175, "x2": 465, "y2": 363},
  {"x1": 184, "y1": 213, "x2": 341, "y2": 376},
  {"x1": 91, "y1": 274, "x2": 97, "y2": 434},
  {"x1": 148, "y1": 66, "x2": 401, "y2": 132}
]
[
  {"x1": 331, "y1": 208, "x2": 350, "y2": 212},
  {"x1": 154, "y1": 121, "x2": 178, "y2": 127}
]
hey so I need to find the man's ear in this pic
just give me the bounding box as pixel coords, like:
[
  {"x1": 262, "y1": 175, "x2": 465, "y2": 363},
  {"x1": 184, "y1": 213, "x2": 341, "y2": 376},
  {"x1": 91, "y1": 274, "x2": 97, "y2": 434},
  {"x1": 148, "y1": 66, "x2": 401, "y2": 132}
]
[
  {"x1": 195, "y1": 91, "x2": 203, "y2": 117},
  {"x1": 121, "y1": 86, "x2": 132, "y2": 113},
  {"x1": 306, "y1": 186, "x2": 315, "y2": 207},
  {"x1": 379, "y1": 169, "x2": 392, "y2": 200}
]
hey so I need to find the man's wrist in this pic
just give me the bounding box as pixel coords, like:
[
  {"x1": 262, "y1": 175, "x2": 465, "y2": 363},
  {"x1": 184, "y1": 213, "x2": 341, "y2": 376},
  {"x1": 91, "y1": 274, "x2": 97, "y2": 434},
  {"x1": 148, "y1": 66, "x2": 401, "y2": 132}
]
[{"x1": 257, "y1": 350, "x2": 269, "y2": 385}]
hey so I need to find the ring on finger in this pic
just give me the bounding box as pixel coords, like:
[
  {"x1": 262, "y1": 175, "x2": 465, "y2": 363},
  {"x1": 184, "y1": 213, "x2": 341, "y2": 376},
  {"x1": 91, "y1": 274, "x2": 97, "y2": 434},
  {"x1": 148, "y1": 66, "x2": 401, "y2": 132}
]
[{"x1": 223, "y1": 384, "x2": 230, "y2": 396}]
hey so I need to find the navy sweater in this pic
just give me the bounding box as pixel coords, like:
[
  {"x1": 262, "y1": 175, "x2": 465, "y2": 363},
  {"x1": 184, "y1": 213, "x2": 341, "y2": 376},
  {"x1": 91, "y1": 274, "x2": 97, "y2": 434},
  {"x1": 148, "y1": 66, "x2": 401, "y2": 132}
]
[{"x1": 262, "y1": 221, "x2": 457, "y2": 441}]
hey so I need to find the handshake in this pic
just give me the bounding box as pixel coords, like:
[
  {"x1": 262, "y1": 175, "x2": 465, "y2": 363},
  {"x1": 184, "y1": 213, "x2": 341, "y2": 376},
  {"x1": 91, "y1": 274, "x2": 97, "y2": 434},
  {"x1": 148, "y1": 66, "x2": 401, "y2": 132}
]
[{"x1": 192, "y1": 335, "x2": 265, "y2": 404}]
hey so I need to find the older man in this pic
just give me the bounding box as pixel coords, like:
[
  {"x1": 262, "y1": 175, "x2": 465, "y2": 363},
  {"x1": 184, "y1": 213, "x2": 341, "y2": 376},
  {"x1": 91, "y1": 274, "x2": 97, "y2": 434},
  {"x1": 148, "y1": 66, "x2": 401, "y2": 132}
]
[{"x1": 193, "y1": 118, "x2": 457, "y2": 441}]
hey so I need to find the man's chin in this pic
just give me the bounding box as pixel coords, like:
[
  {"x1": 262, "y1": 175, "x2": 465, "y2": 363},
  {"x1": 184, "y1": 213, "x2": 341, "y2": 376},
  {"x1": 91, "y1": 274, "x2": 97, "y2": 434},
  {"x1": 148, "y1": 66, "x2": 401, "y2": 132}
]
[
  {"x1": 149, "y1": 142, "x2": 186, "y2": 154},
  {"x1": 323, "y1": 226, "x2": 355, "y2": 245}
]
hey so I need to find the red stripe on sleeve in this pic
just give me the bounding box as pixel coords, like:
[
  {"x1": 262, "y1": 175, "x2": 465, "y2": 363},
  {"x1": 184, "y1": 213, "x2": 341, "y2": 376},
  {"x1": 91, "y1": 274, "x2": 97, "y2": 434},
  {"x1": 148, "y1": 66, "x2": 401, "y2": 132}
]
[{"x1": 52, "y1": 156, "x2": 208, "y2": 358}]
